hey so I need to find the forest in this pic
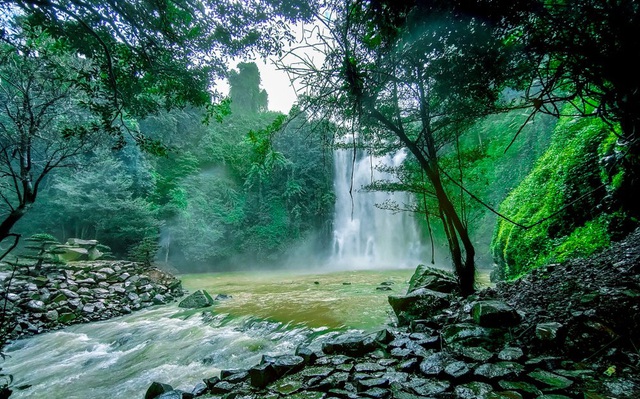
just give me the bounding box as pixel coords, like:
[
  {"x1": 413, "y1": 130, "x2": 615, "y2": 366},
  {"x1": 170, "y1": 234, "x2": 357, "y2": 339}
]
[{"x1": 0, "y1": 0, "x2": 639, "y2": 398}]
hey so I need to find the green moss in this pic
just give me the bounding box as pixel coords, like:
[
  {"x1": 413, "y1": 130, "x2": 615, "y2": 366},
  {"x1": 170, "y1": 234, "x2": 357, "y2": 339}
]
[{"x1": 491, "y1": 104, "x2": 615, "y2": 280}]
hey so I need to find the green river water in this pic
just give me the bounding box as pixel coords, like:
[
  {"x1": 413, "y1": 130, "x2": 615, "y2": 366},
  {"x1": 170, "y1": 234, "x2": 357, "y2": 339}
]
[{"x1": 2, "y1": 267, "x2": 419, "y2": 398}]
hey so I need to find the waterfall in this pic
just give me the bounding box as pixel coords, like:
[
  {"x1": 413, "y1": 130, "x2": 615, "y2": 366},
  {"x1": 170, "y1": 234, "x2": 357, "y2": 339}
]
[{"x1": 331, "y1": 147, "x2": 425, "y2": 268}]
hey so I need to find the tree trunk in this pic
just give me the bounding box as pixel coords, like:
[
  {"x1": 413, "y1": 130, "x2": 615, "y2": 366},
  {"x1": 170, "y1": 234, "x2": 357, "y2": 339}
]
[{"x1": 0, "y1": 206, "x2": 29, "y2": 245}]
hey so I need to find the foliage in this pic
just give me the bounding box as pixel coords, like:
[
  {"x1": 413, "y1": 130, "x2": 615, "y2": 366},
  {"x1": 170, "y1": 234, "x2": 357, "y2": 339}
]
[
  {"x1": 14, "y1": 148, "x2": 159, "y2": 256},
  {"x1": 0, "y1": 27, "x2": 114, "y2": 245},
  {"x1": 2, "y1": 0, "x2": 315, "y2": 122},
  {"x1": 128, "y1": 236, "x2": 160, "y2": 268},
  {"x1": 229, "y1": 62, "x2": 269, "y2": 114},
  {"x1": 491, "y1": 106, "x2": 616, "y2": 279}
]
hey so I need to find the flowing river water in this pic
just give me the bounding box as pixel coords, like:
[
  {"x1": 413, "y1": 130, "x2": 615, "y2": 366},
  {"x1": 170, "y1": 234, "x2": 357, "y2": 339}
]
[{"x1": 2, "y1": 268, "x2": 417, "y2": 398}]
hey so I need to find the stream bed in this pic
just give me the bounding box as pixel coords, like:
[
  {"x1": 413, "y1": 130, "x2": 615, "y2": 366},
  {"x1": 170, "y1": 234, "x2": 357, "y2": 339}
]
[{"x1": 2, "y1": 268, "x2": 414, "y2": 398}]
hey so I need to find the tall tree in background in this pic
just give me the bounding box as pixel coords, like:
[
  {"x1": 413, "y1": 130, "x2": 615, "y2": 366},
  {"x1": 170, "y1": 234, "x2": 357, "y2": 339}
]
[{"x1": 228, "y1": 62, "x2": 269, "y2": 114}]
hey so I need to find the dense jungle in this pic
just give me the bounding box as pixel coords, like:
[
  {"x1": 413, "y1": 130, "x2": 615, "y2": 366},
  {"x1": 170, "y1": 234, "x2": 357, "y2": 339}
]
[{"x1": 0, "y1": 0, "x2": 638, "y2": 398}]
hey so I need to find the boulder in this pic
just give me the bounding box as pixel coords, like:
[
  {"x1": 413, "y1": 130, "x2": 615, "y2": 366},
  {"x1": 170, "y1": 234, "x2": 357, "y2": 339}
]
[
  {"x1": 269, "y1": 355, "x2": 305, "y2": 377},
  {"x1": 322, "y1": 332, "x2": 377, "y2": 357},
  {"x1": 145, "y1": 381, "x2": 173, "y2": 399},
  {"x1": 471, "y1": 300, "x2": 521, "y2": 328},
  {"x1": 25, "y1": 300, "x2": 46, "y2": 313},
  {"x1": 178, "y1": 290, "x2": 214, "y2": 308},
  {"x1": 407, "y1": 265, "x2": 458, "y2": 293},
  {"x1": 388, "y1": 288, "x2": 450, "y2": 326},
  {"x1": 57, "y1": 246, "x2": 89, "y2": 262},
  {"x1": 441, "y1": 323, "x2": 501, "y2": 347},
  {"x1": 249, "y1": 362, "x2": 278, "y2": 388}
]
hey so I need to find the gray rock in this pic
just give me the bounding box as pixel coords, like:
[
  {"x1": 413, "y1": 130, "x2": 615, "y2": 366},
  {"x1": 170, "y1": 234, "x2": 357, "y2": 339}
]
[
  {"x1": 6, "y1": 293, "x2": 20, "y2": 302},
  {"x1": 57, "y1": 312, "x2": 77, "y2": 323},
  {"x1": 145, "y1": 381, "x2": 173, "y2": 399},
  {"x1": 388, "y1": 288, "x2": 450, "y2": 326},
  {"x1": 270, "y1": 354, "x2": 305, "y2": 377},
  {"x1": 26, "y1": 300, "x2": 46, "y2": 312},
  {"x1": 419, "y1": 352, "x2": 451, "y2": 376},
  {"x1": 474, "y1": 362, "x2": 524, "y2": 380},
  {"x1": 407, "y1": 264, "x2": 457, "y2": 293},
  {"x1": 356, "y1": 377, "x2": 389, "y2": 392},
  {"x1": 535, "y1": 322, "x2": 564, "y2": 341},
  {"x1": 454, "y1": 381, "x2": 493, "y2": 398},
  {"x1": 498, "y1": 347, "x2": 524, "y2": 361},
  {"x1": 444, "y1": 360, "x2": 471, "y2": 380},
  {"x1": 82, "y1": 304, "x2": 95, "y2": 314},
  {"x1": 97, "y1": 267, "x2": 115, "y2": 275},
  {"x1": 178, "y1": 290, "x2": 214, "y2": 308},
  {"x1": 322, "y1": 332, "x2": 377, "y2": 357},
  {"x1": 441, "y1": 323, "x2": 500, "y2": 347},
  {"x1": 45, "y1": 309, "x2": 59, "y2": 322},
  {"x1": 457, "y1": 346, "x2": 494, "y2": 362},
  {"x1": 471, "y1": 300, "x2": 521, "y2": 328},
  {"x1": 411, "y1": 379, "x2": 450, "y2": 396},
  {"x1": 249, "y1": 362, "x2": 277, "y2": 388}
]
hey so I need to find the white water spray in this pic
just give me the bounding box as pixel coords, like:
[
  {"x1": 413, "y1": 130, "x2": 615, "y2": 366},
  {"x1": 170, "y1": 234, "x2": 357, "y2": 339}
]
[{"x1": 331, "y1": 148, "x2": 425, "y2": 268}]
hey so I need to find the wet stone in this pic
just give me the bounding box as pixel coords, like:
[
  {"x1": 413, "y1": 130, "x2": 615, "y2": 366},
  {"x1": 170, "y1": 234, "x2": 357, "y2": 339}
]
[
  {"x1": 389, "y1": 337, "x2": 411, "y2": 348},
  {"x1": 411, "y1": 379, "x2": 450, "y2": 396},
  {"x1": 355, "y1": 362, "x2": 386, "y2": 372},
  {"x1": 455, "y1": 381, "x2": 494, "y2": 399},
  {"x1": 458, "y1": 346, "x2": 494, "y2": 362},
  {"x1": 270, "y1": 378, "x2": 303, "y2": 395},
  {"x1": 336, "y1": 363, "x2": 353, "y2": 372},
  {"x1": 474, "y1": 362, "x2": 524, "y2": 380},
  {"x1": 381, "y1": 371, "x2": 408, "y2": 384},
  {"x1": 356, "y1": 378, "x2": 389, "y2": 392},
  {"x1": 328, "y1": 389, "x2": 360, "y2": 399},
  {"x1": 390, "y1": 348, "x2": 412, "y2": 359},
  {"x1": 287, "y1": 391, "x2": 325, "y2": 399},
  {"x1": 321, "y1": 371, "x2": 350, "y2": 389},
  {"x1": 498, "y1": 380, "x2": 542, "y2": 395},
  {"x1": 223, "y1": 371, "x2": 249, "y2": 383},
  {"x1": 445, "y1": 360, "x2": 472, "y2": 380},
  {"x1": 354, "y1": 372, "x2": 383, "y2": 381},
  {"x1": 419, "y1": 352, "x2": 450, "y2": 376},
  {"x1": 527, "y1": 370, "x2": 573, "y2": 390},
  {"x1": 498, "y1": 347, "x2": 524, "y2": 361},
  {"x1": 398, "y1": 358, "x2": 419, "y2": 372},
  {"x1": 301, "y1": 366, "x2": 334, "y2": 378},
  {"x1": 362, "y1": 387, "x2": 391, "y2": 398},
  {"x1": 535, "y1": 322, "x2": 564, "y2": 341}
]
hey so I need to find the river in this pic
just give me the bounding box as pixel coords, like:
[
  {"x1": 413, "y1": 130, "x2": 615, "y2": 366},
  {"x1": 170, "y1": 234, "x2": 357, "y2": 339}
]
[{"x1": 1, "y1": 268, "x2": 414, "y2": 398}]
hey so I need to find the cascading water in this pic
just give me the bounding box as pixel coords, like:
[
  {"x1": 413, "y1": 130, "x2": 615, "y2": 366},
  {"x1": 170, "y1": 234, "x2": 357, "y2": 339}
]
[{"x1": 331, "y1": 147, "x2": 425, "y2": 268}]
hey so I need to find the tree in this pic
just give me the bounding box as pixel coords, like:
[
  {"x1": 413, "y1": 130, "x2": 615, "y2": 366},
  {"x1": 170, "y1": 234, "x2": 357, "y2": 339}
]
[
  {"x1": 0, "y1": 28, "x2": 111, "y2": 246},
  {"x1": 504, "y1": 0, "x2": 640, "y2": 220},
  {"x1": 284, "y1": 0, "x2": 523, "y2": 295},
  {"x1": 2, "y1": 0, "x2": 315, "y2": 123},
  {"x1": 228, "y1": 62, "x2": 269, "y2": 114}
]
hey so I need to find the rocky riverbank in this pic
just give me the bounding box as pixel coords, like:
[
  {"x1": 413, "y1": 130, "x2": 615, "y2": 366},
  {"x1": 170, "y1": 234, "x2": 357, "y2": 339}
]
[
  {"x1": 145, "y1": 229, "x2": 640, "y2": 399},
  {"x1": 0, "y1": 260, "x2": 184, "y2": 342}
]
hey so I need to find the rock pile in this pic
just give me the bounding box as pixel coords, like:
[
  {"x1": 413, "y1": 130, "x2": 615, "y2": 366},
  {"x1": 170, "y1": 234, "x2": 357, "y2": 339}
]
[{"x1": 0, "y1": 260, "x2": 184, "y2": 341}]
